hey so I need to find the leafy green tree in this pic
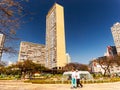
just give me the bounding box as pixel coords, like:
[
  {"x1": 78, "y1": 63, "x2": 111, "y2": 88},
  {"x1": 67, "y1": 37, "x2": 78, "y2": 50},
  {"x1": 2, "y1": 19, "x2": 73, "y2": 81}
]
[
  {"x1": 16, "y1": 60, "x2": 47, "y2": 78},
  {"x1": 5, "y1": 64, "x2": 20, "y2": 75},
  {"x1": 0, "y1": 60, "x2": 47, "y2": 78},
  {"x1": 0, "y1": 67, "x2": 6, "y2": 75}
]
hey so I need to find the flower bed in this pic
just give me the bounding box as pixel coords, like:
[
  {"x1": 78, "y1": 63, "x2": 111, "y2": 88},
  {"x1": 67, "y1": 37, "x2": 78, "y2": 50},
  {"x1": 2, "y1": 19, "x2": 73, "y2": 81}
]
[{"x1": 24, "y1": 77, "x2": 120, "y2": 84}]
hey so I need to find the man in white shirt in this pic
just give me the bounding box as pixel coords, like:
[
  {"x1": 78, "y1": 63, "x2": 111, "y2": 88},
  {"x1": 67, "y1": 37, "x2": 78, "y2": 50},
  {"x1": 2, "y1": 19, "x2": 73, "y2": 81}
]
[{"x1": 76, "y1": 70, "x2": 83, "y2": 88}]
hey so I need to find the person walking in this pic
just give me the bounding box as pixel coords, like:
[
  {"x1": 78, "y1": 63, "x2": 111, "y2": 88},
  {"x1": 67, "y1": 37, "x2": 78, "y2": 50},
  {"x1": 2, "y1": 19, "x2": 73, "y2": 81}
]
[
  {"x1": 76, "y1": 69, "x2": 83, "y2": 88},
  {"x1": 71, "y1": 68, "x2": 77, "y2": 88}
]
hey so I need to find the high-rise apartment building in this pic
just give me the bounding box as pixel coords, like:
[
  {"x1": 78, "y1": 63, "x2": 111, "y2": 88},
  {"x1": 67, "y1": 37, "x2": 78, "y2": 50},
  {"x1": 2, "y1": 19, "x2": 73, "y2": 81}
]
[
  {"x1": 18, "y1": 41, "x2": 45, "y2": 66},
  {"x1": 0, "y1": 34, "x2": 5, "y2": 61},
  {"x1": 46, "y1": 3, "x2": 67, "y2": 69},
  {"x1": 111, "y1": 22, "x2": 120, "y2": 55},
  {"x1": 66, "y1": 53, "x2": 71, "y2": 63}
]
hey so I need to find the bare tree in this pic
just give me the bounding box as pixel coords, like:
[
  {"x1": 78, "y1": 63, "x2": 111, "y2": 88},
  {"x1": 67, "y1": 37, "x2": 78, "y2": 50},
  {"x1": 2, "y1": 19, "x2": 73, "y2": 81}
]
[
  {"x1": 114, "y1": 55, "x2": 120, "y2": 65},
  {"x1": 95, "y1": 56, "x2": 119, "y2": 76},
  {"x1": 0, "y1": 0, "x2": 28, "y2": 54},
  {"x1": 64, "y1": 62, "x2": 88, "y2": 71},
  {"x1": 0, "y1": 60, "x2": 6, "y2": 67}
]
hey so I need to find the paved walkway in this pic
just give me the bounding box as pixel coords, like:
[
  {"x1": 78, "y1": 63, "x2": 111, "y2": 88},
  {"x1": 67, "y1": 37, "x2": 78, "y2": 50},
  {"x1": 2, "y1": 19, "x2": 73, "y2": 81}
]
[{"x1": 0, "y1": 80, "x2": 120, "y2": 90}]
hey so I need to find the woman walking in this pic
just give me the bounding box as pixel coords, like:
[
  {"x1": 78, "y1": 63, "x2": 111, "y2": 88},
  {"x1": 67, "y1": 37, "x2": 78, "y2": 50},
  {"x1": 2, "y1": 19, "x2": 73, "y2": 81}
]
[{"x1": 71, "y1": 69, "x2": 77, "y2": 88}]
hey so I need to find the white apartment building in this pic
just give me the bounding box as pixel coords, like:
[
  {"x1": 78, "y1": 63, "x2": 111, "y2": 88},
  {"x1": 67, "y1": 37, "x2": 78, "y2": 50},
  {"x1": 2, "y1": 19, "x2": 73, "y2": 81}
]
[
  {"x1": 66, "y1": 53, "x2": 71, "y2": 63},
  {"x1": 0, "y1": 34, "x2": 5, "y2": 61},
  {"x1": 111, "y1": 22, "x2": 120, "y2": 55},
  {"x1": 89, "y1": 59, "x2": 120, "y2": 75},
  {"x1": 18, "y1": 41, "x2": 45, "y2": 66},
  {"x1": 89, "y1": 60, "x2": 105, "y2": 74}
]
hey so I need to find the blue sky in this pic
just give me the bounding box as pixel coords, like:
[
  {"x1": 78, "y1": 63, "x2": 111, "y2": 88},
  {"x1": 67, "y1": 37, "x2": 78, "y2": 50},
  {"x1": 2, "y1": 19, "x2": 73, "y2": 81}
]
[{"x1": 2, "y1": 0, "x2": 120, "y2": 64}]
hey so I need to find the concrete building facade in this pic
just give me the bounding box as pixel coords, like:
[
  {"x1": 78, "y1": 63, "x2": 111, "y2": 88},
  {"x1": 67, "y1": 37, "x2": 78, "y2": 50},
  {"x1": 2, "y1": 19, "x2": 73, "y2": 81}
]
[
  {"x1": 104, "y1": 46, "x2": 117, "y2": 57},
  {"x1": 0, "y1": 34, "x2": 5, "y2": 61},
  {"x1": 46, "y1": 3, "x2": 67, "y2": 69},
  {"x1": 66, "y1": 53, "x2": 71, "y2": 63},
  {"x1": 18, "y1": 41, "x2": 45, "y2": 66},
  {"x1": 111, "y1": 22, "x2": 120, "y2": 55}
]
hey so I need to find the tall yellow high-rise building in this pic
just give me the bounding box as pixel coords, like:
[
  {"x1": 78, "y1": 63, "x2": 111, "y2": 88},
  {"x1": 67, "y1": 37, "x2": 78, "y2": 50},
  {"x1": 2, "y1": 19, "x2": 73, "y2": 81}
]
[{"x1": 46, "y1": 3, "x2": 67, "y2": 69}]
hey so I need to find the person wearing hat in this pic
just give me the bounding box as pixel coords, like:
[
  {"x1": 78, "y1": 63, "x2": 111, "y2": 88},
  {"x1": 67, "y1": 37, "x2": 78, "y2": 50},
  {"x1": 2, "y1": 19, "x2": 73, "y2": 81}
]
[{"x1": 76, "y1": 69, "x2": 83, "y2": 88}]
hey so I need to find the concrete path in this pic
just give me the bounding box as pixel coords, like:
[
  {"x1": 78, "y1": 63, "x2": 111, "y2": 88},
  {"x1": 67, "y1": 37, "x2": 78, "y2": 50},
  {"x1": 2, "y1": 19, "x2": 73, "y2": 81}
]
[{"x1": 0, "y1": 80, "x2": 120, "y2": 90}]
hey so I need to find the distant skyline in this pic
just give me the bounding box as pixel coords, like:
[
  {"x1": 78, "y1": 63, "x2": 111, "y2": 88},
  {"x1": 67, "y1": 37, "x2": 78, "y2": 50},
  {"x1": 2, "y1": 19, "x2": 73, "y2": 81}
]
[{"x1": 2, "y1": 0, "x2": 120, "y2": 64}]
